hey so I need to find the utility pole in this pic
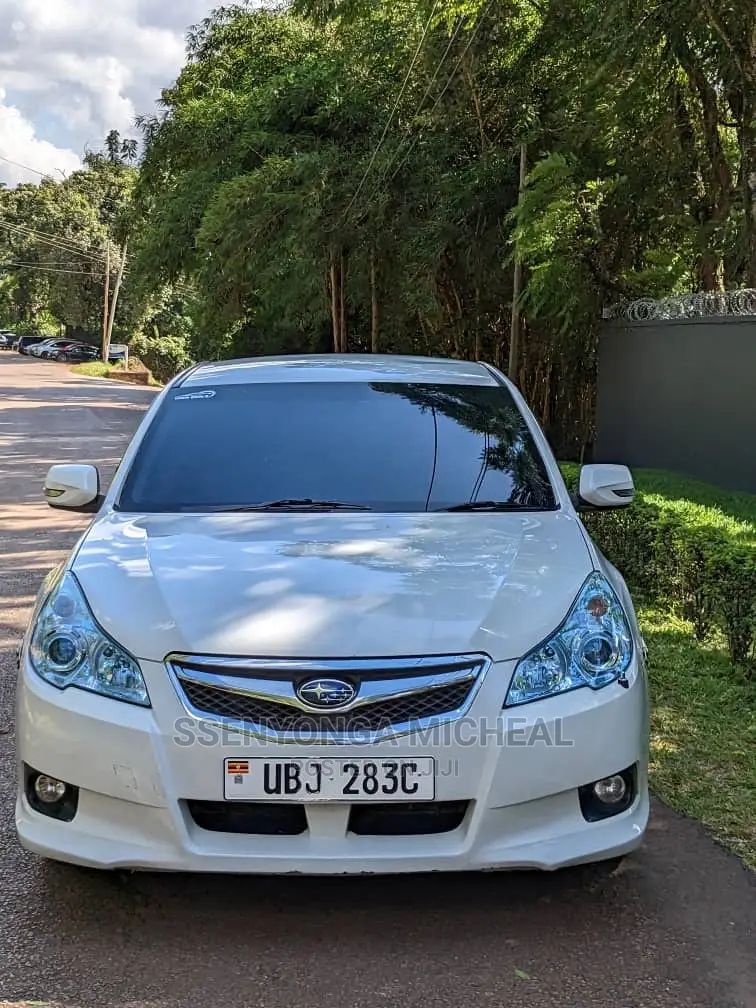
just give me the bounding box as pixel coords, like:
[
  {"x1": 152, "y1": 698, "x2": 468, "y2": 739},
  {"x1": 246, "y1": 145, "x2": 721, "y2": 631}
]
[
  {"x1": 508, "y1": 142, "x2": 528, "y2": 383},
  {"x1": 105, "y1": 240, "x2": 127, "y2": 362},
  {"x1": 101, "y1": 243, "x2": 110, "y2": 362}
]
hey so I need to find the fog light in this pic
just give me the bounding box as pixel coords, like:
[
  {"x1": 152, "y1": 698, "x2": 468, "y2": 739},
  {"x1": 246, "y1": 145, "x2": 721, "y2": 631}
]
[
  {"x1": 25, "y1": 765, "x2": 79, "y2": 822},
  {"x1": 578, "y1": 765, "x2": 636, "y2": 822},
  {"x1": 34, "y1": 775, "x2": 67, "y2": 804},
  {"x1": 593, "y1": 775, "x2": 627, "y2": 804}
]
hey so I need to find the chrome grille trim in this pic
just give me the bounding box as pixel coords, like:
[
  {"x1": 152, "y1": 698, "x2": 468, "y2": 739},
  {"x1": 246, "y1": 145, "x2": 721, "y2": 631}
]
[{"x1": 167, "y1": 653, "x2": 490, "y2": 745}]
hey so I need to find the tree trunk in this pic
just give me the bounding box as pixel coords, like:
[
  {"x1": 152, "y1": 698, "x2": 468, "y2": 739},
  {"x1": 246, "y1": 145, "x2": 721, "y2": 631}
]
[
  {"x1": 739, "y1": 94, "x2": 756, "y2": 286},
  {"x1": 339, "y1": 249, "x2": 347, "y2": 353},
  {"x1": 329, "y1": 252, "x2": 340, "y2": 353},
  {"x1": 742, "y1": 24, "x2": 756, "y2": 285},
  {"x1": 541, "y1": 360, "x2": 553, "y2": 430},
  {"x1": 697, "y1": 251, "x2": 720, "y2": 291},
  {"x1": 673, "y1": 35, "x2": 733, "y2": 290},
  {"x1": 370, "y1": 250, "x2": 379, "y2": 353},
  {"x1": 462, "y1": 54, "x2": 487, "y2": 160},
  {"x1": 418, "y1": 312, "x2": 432, "y2": 354},
  {"x1": 509, "y1": 143, "x2": 527, "y2": 380}
]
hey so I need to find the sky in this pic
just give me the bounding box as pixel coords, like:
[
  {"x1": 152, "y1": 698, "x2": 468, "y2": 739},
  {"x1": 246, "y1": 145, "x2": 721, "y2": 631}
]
[{"x1": 0, "y1": 0, "x2": 219, "y2": 186}]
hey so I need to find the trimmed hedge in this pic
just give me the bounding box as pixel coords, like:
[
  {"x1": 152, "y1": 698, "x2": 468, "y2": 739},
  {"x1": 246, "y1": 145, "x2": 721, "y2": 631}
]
[{"x1": 560, "y1": 465, "x2": 756, "y2": 668}]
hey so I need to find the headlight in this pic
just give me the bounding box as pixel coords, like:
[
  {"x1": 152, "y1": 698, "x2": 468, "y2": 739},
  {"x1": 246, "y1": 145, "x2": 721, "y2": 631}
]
[
  {"x1": 29, "y1": 571, "x2": 150, "y2": 706},
  {"x1": 505, "y1": 572, "x2": 632, "y2": 707}
]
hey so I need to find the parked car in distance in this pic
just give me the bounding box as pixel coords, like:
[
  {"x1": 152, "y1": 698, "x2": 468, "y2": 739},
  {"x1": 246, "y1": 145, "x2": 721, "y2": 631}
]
[
  {"x1": 53, "y1": 344, "x2": 98, "y2": 363},
  {"x1": 16, "y1": 335, "x2": 47, "y2": 355},
  {"x1": 54, "y1": 344, "x2": 121, "y2": 364},
  {"x1": 17, "y1": 354, "x2": 649, "y2": 879},
  {"x1": 0, "y1": 332, "x2": 12, "y2": 350},
  {"x1": 27, "y1": 339, "x2": 59, "y2": 357},
  {"x1": 34, "y1": 339, "x2": 78, "y2": 359}
]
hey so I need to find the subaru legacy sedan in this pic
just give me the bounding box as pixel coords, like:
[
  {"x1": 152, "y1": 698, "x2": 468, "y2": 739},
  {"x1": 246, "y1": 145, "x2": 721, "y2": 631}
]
[{"x1": 16, "y1": 354, "x2": 649, "y2": 875}]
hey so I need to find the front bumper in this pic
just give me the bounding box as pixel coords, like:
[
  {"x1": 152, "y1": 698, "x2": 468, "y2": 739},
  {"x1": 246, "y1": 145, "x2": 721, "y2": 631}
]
[{"x1": 15, "y1": 654, "x2": 649, "y2": 873}]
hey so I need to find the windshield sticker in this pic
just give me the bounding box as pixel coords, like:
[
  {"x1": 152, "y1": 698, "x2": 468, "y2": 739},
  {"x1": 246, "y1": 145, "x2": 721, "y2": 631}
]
[{"x1": 174, "y1": 390, "x2": 216, "y2": 401}]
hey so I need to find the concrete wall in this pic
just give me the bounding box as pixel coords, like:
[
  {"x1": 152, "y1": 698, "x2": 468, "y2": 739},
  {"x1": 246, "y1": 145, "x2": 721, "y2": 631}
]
[{"x1": 594, "y1": 316, "x2": 756, "y2": 494}]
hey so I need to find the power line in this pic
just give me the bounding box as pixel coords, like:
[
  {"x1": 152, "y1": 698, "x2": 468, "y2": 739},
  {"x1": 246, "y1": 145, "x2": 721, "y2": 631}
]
[
  {"x1": 0, "y1": 223, "x2": 132, "y2": 286},
  {"x1": 366, "y1": 13, "x2": 467, "y2": 200},
  {"x1": 339, "y1": 0, "x2": 443, "y2": 225},
  {"x1": 0, "y1": 218, "x2": 196, "y2": 297},
  {"x1": 0, "y1": 220, "x2": 109, "y2": 262},
  {"x1": 0, "y1": 261, "x2": 103, "y2": 276},
  {"x1": 7, "y1": 220, "x2": 108, "y2": 256},
  {"x1": 0, "y1": 151, "x2": 67, "y2": 180},
  {"x1": 0, "y1": 222, "x2": 134, "y2": 285},
  {"x1": 389, "y1": 0, "x2": 497, "y2": 183},
  {"x1": 0, "y1": 262, "x2": 98, "y2": 270},
  {"x1": 0, "y1": 221, "x2": 105, "y2": 262}
]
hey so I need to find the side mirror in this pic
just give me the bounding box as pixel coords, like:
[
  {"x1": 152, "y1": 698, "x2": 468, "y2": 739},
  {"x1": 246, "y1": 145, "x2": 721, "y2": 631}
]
[
  {"x1": 44, "y1": 464, "x2": 103, "y2": 512},
  {"x1": 575, "y1": 463, "x2": 634, "y2": 511}
]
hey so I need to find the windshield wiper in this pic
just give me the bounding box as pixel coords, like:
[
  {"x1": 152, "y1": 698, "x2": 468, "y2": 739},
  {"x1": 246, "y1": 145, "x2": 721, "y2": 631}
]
[
  {"x1": 436, "y1": 501, "x2": 549, "y2": 513},
  {"x1": 202, "y1": 499, "x2": 373, "y2": 513}
]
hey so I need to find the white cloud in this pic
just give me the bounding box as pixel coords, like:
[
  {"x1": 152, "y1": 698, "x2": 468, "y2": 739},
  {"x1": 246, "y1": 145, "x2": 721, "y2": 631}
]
[
  {"x1": 0, "y1": 87, "x2": 81, "y2": 185},
  {"x1": 0, "y1": 0, "x2": 218, "y2": 186}
]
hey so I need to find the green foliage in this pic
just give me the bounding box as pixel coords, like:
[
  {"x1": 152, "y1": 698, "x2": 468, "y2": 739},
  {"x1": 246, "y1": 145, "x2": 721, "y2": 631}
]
[
  {"x1": 0, "y1": 131, "x2": 138, "y2": 338},
  {"x1": 124, "y1": 0, "x2": 756, "y2": 456},
  {"x1": 561, "y1": 465, "x2": 756, "y2": 668},
  {"x1": 128, "y1": 329, "x2": 194, "y2": 384}
]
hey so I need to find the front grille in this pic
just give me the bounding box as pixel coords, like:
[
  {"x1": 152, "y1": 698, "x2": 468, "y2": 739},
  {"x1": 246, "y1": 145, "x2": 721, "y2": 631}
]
[
  {"x1": 348, "y1": 801, "x2": 469, "y2": 836},
  {"x1": 186, "y1": 800, "x2": 307, "y2": 836},
  {"x1": 184, "y1": 800, "x2": 469, "y2": 836},
  {"x1": 179, "y1": 679, "x2": 472, "y2": 735}
]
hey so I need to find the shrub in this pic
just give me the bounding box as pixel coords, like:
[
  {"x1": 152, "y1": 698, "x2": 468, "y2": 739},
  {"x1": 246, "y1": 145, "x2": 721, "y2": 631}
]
[
  {"x1": 128, "y1": 329, "x2": 193, "y2": 384},
  {"x1": 560, "y1": 464, "x2": 756, "y2": 669}
]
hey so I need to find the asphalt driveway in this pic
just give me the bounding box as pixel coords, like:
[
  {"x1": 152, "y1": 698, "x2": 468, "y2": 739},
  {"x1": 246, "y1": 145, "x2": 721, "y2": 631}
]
[{"x1": 0, "y1": 352, "x2": 754, "y2": 1008}]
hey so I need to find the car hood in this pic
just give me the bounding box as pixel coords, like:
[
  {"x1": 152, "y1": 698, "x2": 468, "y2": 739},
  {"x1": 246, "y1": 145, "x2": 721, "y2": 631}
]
[{"x1": 71, "y1": 511, "x2": 594, "y2": 663}]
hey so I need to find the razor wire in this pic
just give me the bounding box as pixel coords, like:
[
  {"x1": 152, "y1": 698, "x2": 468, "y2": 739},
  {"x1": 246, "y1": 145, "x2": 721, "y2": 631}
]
[{"x1": 603, "y1": 289, "x2": 756, "y2": 322}]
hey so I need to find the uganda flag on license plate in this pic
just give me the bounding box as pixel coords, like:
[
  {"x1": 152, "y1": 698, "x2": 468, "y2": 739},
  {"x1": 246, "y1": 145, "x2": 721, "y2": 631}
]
[{"x1": 227, "y1": 760, "x2": 249, "y2": 774}]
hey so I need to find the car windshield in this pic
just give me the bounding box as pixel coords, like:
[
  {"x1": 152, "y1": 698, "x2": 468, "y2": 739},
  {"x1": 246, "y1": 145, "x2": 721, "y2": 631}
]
[{"x1": 117, "y1": 380, "x2": 558, "y2": 513}]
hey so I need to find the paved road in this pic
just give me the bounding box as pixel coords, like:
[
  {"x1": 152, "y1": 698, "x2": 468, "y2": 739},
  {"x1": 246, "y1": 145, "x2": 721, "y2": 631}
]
[{"x1": 0, "y1": 352, "x2": 754, "y2": 1008}]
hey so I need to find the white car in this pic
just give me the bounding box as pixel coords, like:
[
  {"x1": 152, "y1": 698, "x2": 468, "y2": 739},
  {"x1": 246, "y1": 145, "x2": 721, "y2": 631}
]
[
  {"x1": 26, "y1": 339, "x2": 51, "y2": 357},
  {"x1": 16, "y1": 355, "x2": 649, "y2": 875}
]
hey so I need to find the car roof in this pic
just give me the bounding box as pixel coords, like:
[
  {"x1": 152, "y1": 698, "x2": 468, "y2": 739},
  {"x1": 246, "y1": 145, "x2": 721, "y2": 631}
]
[{"x1": 179, "y1": 354, "x2": 500, "y2": 387}]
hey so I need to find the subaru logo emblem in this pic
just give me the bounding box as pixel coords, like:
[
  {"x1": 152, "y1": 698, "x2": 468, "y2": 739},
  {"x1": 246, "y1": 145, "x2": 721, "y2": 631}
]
[{"x1": 297, "y1": 678, "x2": 356, "y2": 709}]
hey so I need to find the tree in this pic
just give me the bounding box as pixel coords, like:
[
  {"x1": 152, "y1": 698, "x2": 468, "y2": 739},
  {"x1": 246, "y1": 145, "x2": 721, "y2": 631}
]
[{"x1": 0, "y1": 133, "x2": 140, "y2": 342}]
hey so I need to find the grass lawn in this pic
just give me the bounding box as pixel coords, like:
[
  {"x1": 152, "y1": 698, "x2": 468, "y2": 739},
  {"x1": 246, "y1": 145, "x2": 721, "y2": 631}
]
[
  {"x1": 70, "y1": 360, "x2": 161, "y2": 385},
  {"x1": 641, "y1": 603, "x2": 756, "y2": 868},
  {"x1": 70, "y1": 361, "x2": 115, "y2": 378}
]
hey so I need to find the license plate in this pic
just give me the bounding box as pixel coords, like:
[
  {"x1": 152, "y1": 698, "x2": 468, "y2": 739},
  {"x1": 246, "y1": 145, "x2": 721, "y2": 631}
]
[{"x1": 223, "y1": 757, "x2": 436, "y2": 802}]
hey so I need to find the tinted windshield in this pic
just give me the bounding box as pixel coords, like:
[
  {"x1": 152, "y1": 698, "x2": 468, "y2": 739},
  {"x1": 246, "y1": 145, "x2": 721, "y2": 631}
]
[{"x1": 117, "y1": 381, "x2": 557, "y2": 513}]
